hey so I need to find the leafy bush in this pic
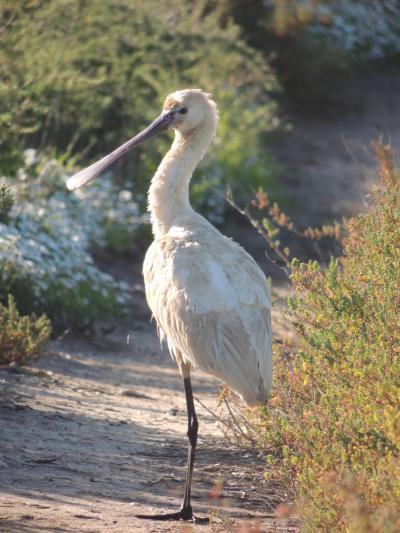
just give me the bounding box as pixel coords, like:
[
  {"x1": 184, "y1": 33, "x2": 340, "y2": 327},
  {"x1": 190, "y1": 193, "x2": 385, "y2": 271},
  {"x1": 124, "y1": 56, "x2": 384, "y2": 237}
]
[
  {"x1": 0, "y1": 150, "x2": 143, "y2": 328},
  {"x1": 0, "y1": 294, "x2": 51, "y2": 365},
  {"x1": 0, "y1": 185, "x2": 14, "y2": 223},
  {"x1": 248, "y1": 145, "x2": 400, "y2": 531},
  {"x1": 0, "y1": 0, "x2": 279, "y2": 207}
]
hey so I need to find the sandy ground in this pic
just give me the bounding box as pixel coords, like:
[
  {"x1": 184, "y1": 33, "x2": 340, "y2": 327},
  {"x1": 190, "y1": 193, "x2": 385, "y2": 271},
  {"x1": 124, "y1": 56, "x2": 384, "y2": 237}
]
[{"x1": 0, "y1": 290, "x2": 298, "y2": 533}]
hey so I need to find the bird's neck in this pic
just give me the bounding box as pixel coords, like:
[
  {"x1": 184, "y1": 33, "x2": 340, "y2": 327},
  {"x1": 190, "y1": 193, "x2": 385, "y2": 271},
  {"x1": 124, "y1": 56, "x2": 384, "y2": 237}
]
[{"x1": 148, "y1": 126, "x2": 213, "y2": 238}]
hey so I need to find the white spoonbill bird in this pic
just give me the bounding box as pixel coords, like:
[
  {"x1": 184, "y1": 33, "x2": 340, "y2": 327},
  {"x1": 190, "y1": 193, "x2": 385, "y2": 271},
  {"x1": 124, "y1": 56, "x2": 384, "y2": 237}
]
[{"x1": 67, "y1": 89, "x2": 272, "y2": 523}]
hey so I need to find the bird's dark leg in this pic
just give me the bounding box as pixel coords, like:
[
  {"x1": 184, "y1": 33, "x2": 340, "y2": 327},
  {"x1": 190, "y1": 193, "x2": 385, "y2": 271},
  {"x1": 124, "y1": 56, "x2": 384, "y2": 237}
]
[
  {"x1": 136, "y1": 370, "x2": 208, "y2": 523},
  {"x1": 180, "y1": 374, "x2": 199, "y2": 519}
]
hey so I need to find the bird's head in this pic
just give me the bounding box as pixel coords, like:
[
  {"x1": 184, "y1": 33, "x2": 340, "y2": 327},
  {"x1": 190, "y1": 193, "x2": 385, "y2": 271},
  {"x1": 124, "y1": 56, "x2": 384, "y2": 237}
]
[
  {"x1": 66, "y1": 88, "x2": 218, "y2": 191},
  {"x1": 162, "y1": 89, "x2": 218, "y2": 136}
]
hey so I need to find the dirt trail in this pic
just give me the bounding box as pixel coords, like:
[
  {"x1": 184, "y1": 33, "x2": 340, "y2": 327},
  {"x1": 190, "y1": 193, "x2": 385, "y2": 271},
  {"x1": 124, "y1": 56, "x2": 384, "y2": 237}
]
[{"x1": 0, "y1": 297, "x2": 297, "y2": 533}]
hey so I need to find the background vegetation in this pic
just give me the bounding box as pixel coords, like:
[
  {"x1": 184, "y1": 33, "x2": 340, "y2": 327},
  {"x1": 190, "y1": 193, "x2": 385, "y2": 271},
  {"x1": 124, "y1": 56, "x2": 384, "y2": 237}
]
[
  {"x1": 0, "y1": 0, "x2": 281, "y2": 336},
  {"x1": 0, "y1": 294, "x2": 51, "y2": 365},
  {"x1": 0, "y1": 151, "x2": 142, "y2": 328},
  {"x1": 216, "y1": 0, "x2": 400, "y2": 103},
  {"x1": 0, "y1": 0, "x2": 278, "y2": 199}
]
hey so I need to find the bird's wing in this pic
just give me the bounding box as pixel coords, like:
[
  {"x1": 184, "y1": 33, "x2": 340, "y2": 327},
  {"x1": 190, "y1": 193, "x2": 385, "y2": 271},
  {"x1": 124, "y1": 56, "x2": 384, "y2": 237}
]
[
  {"x1": 222, "y1": 239, "x2": 272, "y2": 310},
  {"x1": 144, "y1": 238, "x2": 272, "y2": 405}
]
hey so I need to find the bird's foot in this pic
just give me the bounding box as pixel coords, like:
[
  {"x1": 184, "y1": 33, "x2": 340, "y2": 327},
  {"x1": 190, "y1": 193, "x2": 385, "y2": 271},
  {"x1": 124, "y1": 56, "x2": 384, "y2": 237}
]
[{"x1": 136, "y1": 506, "x2": 209, "y2": 523}]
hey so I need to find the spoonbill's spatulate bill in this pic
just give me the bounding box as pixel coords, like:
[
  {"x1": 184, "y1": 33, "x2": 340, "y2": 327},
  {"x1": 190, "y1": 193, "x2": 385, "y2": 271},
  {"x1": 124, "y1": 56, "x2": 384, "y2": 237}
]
[{"x1": 66, "y1": 89, "x2": 272, "y2": 523}]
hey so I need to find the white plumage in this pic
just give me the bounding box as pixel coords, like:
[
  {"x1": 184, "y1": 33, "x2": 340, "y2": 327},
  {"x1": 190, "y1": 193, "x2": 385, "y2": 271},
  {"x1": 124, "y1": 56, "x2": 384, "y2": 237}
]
[
  {"x1": 143, "y1": 217, "x2": 272, "y2": 405},
  {"x1": 66, "y1": 88, "x2": 272, "y2": 521}
]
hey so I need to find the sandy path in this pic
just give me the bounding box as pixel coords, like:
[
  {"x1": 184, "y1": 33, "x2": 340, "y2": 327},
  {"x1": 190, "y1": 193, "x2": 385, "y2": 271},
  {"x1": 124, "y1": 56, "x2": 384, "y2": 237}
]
[{"x1": 0, "y1": 309, "x2": 298, "y2": 532}]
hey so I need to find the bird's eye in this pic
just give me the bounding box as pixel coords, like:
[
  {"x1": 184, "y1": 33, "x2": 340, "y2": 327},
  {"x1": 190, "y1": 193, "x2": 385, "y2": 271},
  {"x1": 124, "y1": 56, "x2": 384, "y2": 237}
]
[{"x1": 178, "y1": 107, "x2": 188, "y2": 114}]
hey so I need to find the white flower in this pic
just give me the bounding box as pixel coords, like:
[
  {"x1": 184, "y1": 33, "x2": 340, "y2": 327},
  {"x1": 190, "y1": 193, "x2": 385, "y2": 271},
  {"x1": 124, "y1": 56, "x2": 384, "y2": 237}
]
[
  {"x1": 24, "y1": 148, "x2": 38, "y2": 166},
  {"x1": 119, "y1": 190, "x2": 133, "y2": 202}
]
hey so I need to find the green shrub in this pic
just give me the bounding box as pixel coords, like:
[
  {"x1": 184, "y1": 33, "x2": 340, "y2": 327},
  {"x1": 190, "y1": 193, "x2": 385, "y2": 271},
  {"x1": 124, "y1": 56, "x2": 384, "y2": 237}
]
[
  {"x1": 250, "y1": 145, "x2": 400, "y2": 531},
  {"x1": 0, "y1": 0, "x2": 279, "y2": 207},
  {"x1": 0, "y1": 294, "x2": 51, "y2": 365},
  {"x1": 0, "y1": 185, "x2": 14, "y2": 223}
]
